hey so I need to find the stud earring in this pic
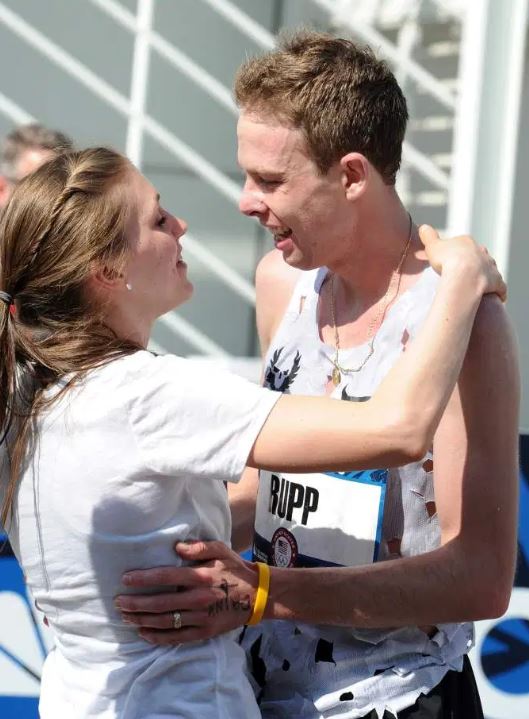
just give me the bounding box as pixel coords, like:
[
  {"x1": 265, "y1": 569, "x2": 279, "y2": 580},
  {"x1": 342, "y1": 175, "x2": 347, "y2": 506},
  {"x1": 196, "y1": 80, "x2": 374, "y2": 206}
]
[{"x1": 126, "y1": 282, "x2": 132, "y2": 291}]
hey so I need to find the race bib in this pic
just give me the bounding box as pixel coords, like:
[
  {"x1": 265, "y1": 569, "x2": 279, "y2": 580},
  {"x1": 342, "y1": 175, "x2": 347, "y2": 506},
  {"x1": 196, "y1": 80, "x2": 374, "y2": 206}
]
[{"x1": 253, "y1": 469, "x2": 387, "y2": 568}]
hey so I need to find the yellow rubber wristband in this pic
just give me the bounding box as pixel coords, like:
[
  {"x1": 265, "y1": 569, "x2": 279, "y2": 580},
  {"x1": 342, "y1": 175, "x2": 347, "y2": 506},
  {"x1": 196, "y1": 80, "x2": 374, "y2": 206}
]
[{"x1": 247, "y1": 562, "x2": 271, "y2": 626}]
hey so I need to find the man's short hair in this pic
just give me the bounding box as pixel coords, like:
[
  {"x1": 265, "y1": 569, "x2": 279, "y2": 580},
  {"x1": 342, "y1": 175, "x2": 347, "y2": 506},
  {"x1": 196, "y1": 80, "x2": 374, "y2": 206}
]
[
  {"x1": 234, "y1": 30, "x2": 408, "y2": 185},
  {"x1": 0, "y1": 123, "x2": 73, "y2": 182}
]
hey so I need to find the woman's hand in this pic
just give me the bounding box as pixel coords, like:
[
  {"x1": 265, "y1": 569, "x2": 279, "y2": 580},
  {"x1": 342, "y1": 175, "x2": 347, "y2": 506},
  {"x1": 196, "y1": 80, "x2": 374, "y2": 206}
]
[
  {"x1": 115, "y1": 541, "x2": 259, "y2": 645},
  {"x1": 420, "y1": 224, "x2": 507, "y2": 302}
]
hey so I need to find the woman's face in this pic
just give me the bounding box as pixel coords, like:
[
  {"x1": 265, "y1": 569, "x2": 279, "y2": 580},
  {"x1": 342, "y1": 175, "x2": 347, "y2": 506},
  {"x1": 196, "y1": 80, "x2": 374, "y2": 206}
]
[{"x1": 123, "y1": 167, "x2": 193, "y2": 319}]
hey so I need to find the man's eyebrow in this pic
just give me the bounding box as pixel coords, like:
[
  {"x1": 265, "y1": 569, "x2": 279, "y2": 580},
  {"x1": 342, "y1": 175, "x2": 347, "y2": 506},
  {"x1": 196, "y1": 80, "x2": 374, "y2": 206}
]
[
  {"x1": 237, "y1": 157, "x2": 284, "y2": 176},
  {"x1": 247, "y1": 167, "x2": 284, "y2": 177}
]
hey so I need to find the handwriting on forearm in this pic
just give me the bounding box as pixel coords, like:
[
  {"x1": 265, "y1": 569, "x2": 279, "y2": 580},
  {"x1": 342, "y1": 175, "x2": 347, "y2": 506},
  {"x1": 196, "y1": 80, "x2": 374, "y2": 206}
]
[{"x1": 207, "y1": 578, "x2": 251, "y2": 617}]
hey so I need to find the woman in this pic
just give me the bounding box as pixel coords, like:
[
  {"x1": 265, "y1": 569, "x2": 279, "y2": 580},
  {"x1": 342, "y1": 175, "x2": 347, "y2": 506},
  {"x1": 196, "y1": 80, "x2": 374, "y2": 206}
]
[{"x1": 0, "y1": 148, "x2": 503, "y2": 719}]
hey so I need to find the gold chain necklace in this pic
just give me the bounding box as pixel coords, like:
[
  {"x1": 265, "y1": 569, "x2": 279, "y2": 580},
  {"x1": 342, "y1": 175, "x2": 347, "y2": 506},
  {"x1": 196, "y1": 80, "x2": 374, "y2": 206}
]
[{"x1": 329, "y1": 214, "x2": 413, "y2": 386}]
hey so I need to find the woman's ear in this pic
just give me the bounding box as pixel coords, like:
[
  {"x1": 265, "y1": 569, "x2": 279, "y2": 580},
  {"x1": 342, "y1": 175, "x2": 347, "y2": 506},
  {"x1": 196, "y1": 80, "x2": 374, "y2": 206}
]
[
  {"x1": 340, "y1": 153, "x2": 369, "y2": 201},
  {"x1": 89, "y1": 263, "x2": 125, "y2": 292}
]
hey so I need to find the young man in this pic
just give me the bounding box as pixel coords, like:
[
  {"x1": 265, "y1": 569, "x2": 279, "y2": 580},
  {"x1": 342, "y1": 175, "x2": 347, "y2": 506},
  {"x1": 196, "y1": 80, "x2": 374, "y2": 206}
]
[
  {"x1": 0, "y1": 123, "x2": 73, "y2": 209},
  {"x1": 117, "y1": 32, "x2": 519, "y2": 718}
]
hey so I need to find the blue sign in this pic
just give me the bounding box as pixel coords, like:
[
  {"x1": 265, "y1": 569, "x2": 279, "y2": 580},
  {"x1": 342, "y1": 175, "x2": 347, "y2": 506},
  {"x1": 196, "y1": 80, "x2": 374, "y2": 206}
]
[{"x1": 481, "y1": 618, "x2": 529, "y2": 694}]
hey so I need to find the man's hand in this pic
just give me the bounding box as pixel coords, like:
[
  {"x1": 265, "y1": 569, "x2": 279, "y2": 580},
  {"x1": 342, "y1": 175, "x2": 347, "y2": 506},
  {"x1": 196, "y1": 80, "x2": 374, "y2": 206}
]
[{"x1": 115, "y1": 541, "x2": 258, "y2": 645}]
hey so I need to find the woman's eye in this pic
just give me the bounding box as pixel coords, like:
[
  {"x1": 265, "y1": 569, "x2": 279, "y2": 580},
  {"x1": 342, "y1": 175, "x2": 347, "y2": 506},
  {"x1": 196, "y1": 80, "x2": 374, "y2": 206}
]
[{"x1": 157, "y1": 214, "x2": 167, "y2": 228}]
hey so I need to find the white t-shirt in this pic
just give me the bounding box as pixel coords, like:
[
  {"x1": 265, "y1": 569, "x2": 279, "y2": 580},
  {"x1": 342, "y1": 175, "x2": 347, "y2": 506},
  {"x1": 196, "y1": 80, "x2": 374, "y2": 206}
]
[{"x1": 3, "y1": 350, "x2": 280, "y2": 719}]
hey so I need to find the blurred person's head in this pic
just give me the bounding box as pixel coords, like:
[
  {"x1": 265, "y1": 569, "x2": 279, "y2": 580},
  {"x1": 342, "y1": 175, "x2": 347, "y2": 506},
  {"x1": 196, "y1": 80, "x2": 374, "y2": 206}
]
[
  {"x1": 0, "y1": 146, "x2": 191, "y2": 524},
  {"x1": 0, "y1": 123, "x2": 73, "y2": 209}
]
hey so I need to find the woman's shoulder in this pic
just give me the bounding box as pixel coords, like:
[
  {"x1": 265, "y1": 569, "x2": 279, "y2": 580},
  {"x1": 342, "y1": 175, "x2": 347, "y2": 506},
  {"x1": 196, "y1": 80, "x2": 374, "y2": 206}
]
[
  {"x1": 75, "y1": 351, "x2": 188, "y2": 408},
  {"x1": 101, "y1": 350, "x2": 251, "y2": 402},
  {"x1": 99, "y1": 350, "x2": 186, "y2": 382}
]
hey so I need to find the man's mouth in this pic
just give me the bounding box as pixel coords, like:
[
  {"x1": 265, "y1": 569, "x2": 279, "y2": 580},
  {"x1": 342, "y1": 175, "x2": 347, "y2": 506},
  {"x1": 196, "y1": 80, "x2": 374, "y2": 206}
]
[{"x1": 273, "y1": 228, "x2": 293, "y2": 243}]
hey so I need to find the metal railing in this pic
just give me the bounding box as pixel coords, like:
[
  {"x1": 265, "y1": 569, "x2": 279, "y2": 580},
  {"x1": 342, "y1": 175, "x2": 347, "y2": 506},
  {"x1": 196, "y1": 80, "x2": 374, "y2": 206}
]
[
  {"x1": 313, "y1": 0, "x2": 456, "y2": 194},
  {"x1": 315, "y1": 0, "x2": 457, "y2": 108},
  {"x1": 87, "y1": 0, "x2": 237, "y2": 150},
  {"x1": 126, "y1": 0, "x2": 154, "y2": 167},
  {"x1": 0, "y1": 90, "x2": 34, "y2": 126}
]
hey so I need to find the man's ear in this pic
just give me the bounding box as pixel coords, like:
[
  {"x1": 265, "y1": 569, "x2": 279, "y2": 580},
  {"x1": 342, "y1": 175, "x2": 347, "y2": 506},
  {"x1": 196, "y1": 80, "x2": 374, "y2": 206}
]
[{"x1": 340, "y1": 153, "x2": 369, "y2": 201}]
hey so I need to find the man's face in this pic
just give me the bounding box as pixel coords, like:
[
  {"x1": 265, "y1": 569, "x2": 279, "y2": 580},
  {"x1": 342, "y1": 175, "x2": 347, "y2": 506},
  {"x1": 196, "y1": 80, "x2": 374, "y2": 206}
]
[
  {"x1": 0, "y1": 148, "x2": 55, "y2": 209},
  {"x1": 237, "y1": 112, "x2": 351, "y2": 270}
]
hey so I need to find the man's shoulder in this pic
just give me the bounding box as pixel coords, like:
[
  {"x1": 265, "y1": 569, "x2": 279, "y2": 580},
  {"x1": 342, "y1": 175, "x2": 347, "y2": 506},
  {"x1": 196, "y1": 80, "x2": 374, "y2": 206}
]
[
  {"x1": 255, "y1": 249, "x2": 302, "y2": 294},
  {"x1": 462, "y1": 295, "x2": 515, "y2": 362},
  {"x1": 467, "y1": 295, "x2": 519, "y2": 379},
  {"x1": 255, "y1": 250, "x2": 303, "y2": 355}
]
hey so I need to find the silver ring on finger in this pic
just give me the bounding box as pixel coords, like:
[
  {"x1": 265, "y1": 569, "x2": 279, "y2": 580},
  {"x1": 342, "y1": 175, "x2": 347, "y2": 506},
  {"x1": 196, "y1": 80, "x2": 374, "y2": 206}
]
[{"x1": 172, "y1": 610, "x2": 182, "y2": 630}]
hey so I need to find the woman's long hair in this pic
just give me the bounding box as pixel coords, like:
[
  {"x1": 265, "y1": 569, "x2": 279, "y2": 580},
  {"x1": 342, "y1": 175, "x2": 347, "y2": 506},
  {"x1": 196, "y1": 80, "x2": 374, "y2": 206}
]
[{"x1": 0, "y1": 147, "x2": 141, "y2": 526}]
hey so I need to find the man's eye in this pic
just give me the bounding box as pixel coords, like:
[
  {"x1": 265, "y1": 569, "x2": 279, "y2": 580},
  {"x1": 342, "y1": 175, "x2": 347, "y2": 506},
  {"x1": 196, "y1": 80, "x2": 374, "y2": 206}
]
[
  {"x1": 259, "y1": 178, "x2": 281, "y2": 188},
  {"x1": 157, "y1": 213, "x2": 167, "y2": 227}
]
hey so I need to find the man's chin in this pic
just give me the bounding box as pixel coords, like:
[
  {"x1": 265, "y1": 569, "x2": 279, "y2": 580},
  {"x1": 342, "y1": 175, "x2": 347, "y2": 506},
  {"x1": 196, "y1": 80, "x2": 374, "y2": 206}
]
[{"x1": 282, "y1": 252, "x2": 316, "y2": 271}]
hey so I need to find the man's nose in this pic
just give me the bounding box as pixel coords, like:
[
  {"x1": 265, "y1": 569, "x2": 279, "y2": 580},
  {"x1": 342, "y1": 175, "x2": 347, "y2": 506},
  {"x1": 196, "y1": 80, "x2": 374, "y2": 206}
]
[{"x1": 239, "y1": 183, "x2": 266, "y2": 217}]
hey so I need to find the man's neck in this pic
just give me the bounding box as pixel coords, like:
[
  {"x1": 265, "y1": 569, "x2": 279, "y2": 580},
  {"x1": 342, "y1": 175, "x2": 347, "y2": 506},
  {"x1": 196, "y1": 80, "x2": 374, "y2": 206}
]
[{"x1": 326, "y1": 196, "x2": 424, "y2": 305}]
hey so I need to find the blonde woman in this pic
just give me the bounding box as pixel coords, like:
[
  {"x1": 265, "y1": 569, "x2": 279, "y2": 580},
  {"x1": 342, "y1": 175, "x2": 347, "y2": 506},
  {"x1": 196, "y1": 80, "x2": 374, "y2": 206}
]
[{"x1": 0, "y1": 148, "x2": 504, "y2": 719}]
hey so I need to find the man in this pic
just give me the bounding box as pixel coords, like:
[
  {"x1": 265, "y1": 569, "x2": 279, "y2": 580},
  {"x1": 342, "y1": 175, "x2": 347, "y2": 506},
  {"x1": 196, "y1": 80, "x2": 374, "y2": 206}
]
[
  {"x1": 0, "y1": 123, "x2": 73, "y2": 209},
  {"x1": 116, "y1": 32, "x2": 519, "y2": 718}
]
